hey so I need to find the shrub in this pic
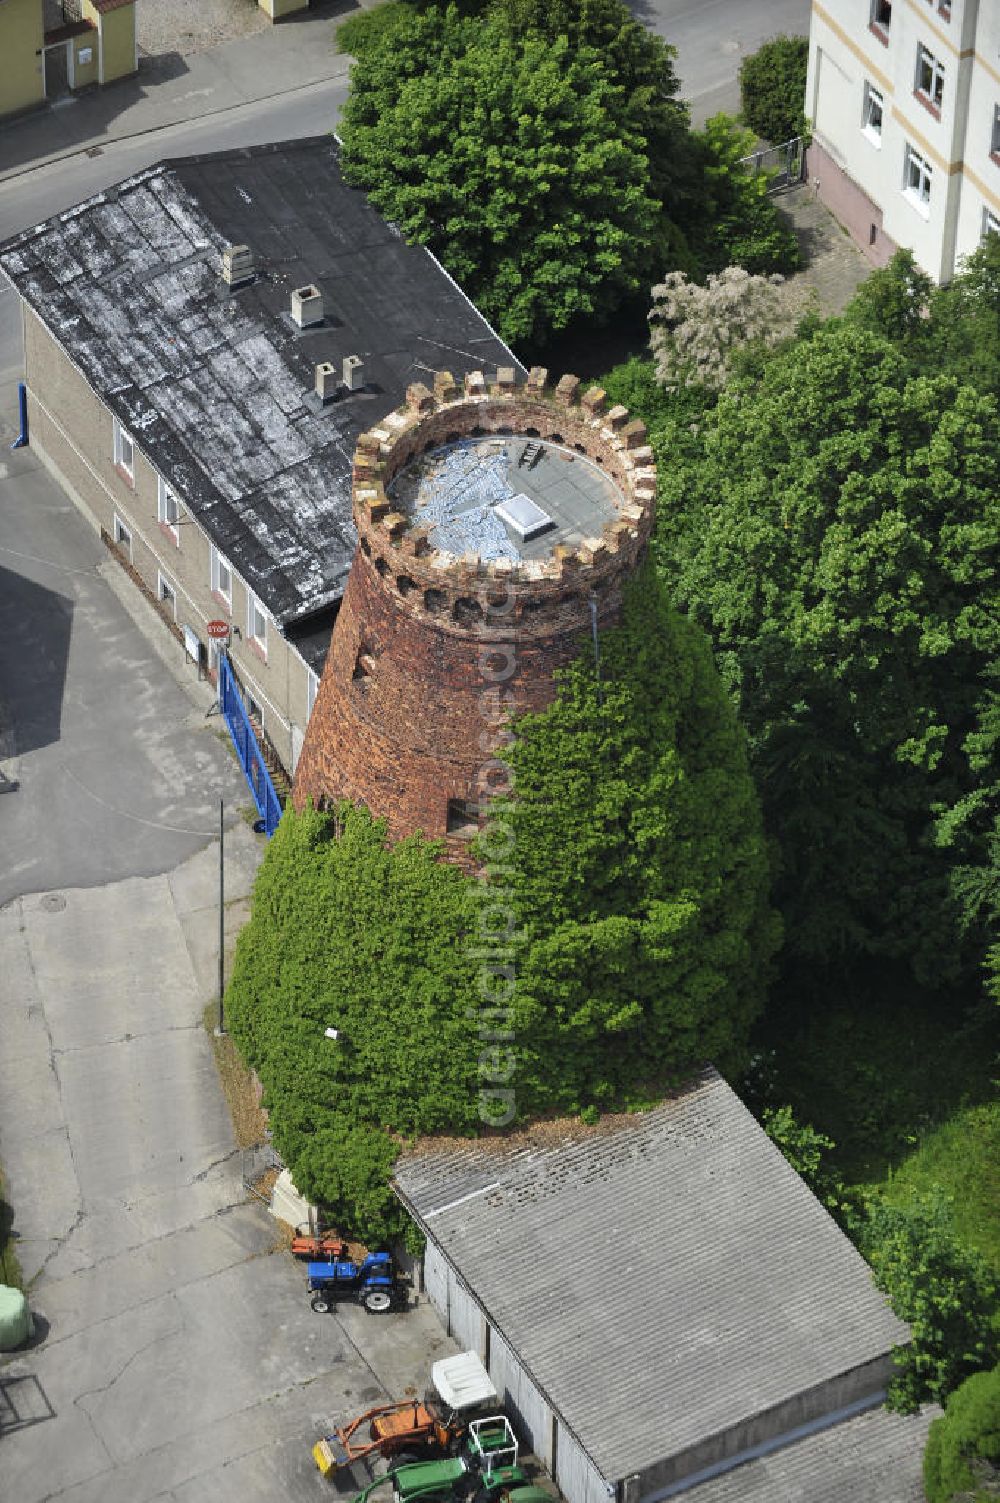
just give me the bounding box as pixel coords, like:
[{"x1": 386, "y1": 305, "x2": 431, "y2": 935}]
[
  {"x1": 649, "y1": 266, "x2": 799, "y2": 392},
  {"x1": 862, "y1": 1191, "x2": 999, "y2": 1413},
  {"x1": 739, "y1": 35, "x2": 809, "y2": 145},
  {"x1": 687, "y1": 115, "x2": 801, "y2": 276},
  {"x1": 923, "y1": 1364, "x2": 1000, "y2": 1503}
]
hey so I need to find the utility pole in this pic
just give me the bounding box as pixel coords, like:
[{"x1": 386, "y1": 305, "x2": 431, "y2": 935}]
[{"x1": 216, "y1": 797, "x2": 226, "y2": 1035}]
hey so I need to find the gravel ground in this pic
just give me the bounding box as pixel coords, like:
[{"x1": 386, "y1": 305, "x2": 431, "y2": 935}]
[{"x1": 136, "y1": 0, "x2": 270, "y2": 58}]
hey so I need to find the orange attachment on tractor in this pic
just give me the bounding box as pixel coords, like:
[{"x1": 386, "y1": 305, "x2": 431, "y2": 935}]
[{"x1": 313, "y1": 1351, "x2": 500, "y2": 1478}]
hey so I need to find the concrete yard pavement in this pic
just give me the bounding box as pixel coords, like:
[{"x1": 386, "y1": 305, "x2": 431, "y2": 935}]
[
  {"x1": 0, "y1": 847, "x2": 455, "y2": 1501},
  {"x1": 0, "y1": 275, "x2": 456, "y2": 1498}
]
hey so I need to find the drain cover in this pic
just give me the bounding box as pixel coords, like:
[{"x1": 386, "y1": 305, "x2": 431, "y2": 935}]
[{"x1": 40, "y1": 893, "x2": 66, "y2": 913}]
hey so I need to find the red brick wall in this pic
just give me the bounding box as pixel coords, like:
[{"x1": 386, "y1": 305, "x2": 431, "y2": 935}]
[{"x1": 292, "y1": 369, "x2": 656, "y2": 842}]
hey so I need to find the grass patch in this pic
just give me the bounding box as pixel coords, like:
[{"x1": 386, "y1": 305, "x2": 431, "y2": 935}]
[
  {"x1": 336, "y1": 1, "x2": 408, "y2": 57},
  {"x1": 877, "y1": 1102, "x2": 1000, "y2": 1277},
  {"x1": 202, "y1": 1001, "x2": 268, "y2": 1150},
  {"x1": 0, "y1": 1168, "x2": 23, "y2": 1290}
]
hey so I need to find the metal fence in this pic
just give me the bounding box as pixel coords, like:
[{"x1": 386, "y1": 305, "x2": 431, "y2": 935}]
[
  {"x1": 737, "y1": 136, "x2": 806, "y2": 193},
  {"x1": 242, "y1": 1142, "x2": 282, "y2": 1205}
]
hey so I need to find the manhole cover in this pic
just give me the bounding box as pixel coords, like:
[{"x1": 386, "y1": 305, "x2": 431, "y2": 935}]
[
  {"x1": 85, "y1": 146, "x2": 103, "y2": 158},
  {"x1": 40, "y1": 893, "x2": 66, "y2": 913}
]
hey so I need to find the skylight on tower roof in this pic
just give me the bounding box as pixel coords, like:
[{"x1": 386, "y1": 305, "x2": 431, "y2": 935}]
[{"x1": 494, "y1": 493, "x2": 554, "y2": 541}]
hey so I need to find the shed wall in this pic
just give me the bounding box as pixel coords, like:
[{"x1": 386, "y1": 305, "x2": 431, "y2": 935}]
[
  {"x1": 424, "y1": 1239, "x2": 449, "y2": 1321},
  {"x1": 449, "y1": 1274, "x2": 484, "y2": 1356},
  {"x1": 554, "y1": 1419, "x2": 611, "y2": 1503},
  {"x1": 488, "y1": 1329, "x2": 554, "y2": 1469}
]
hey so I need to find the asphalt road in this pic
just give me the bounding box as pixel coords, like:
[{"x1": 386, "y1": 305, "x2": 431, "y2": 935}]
[
  {"x1": 0, "y1": 0, "x2": 810, "y2": 235},
  {"x1": 633, "y1": 0, "x2": 811, "y2": 123}
]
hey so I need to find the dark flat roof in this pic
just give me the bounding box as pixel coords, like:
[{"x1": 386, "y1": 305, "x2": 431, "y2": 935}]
[{"x1": 0, "y1": 139, "x2": 519, "y2": 631}]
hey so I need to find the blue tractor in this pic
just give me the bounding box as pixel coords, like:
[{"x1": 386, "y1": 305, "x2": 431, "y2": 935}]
[{"x1": 307, "y1": 1251, "x2": 404, "y2": 1315}]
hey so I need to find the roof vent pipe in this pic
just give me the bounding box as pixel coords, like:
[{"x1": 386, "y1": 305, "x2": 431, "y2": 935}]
[{"x1": 291, "y1": 285, "x2": 324, "y2": 328}]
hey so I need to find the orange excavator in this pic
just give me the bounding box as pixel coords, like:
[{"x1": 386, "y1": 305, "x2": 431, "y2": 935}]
[{"x1": 313, "y1": 1352, "x2": 501, "y2": 1478}]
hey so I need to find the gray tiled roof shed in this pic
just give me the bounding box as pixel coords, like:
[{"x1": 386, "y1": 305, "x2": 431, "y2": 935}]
[{"x1": 394, "y1": 1069, "x2": 908, "y2": 1490}]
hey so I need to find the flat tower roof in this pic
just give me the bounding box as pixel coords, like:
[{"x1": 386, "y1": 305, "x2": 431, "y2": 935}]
[{"x1": 389, "y1": 437, "x2": 623, "y2": 562}]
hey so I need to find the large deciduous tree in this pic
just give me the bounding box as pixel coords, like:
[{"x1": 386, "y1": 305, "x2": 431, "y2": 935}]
[
  {"x1": 654, "y1": 323, "x2": 1000, "y2": 1017},
  {"x1": 338, "y1": 3, "x2": 666, "y2": 346}
]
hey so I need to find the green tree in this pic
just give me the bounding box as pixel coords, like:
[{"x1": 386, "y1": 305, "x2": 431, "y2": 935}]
[
  {"x1": 225, "y1": 804, "x2": 484, "y2": 1243},
  {"x1": 863, "y1": 1192, "x2": 999, "y2": 1413},
  {"x1": 485, "y1": 0, "x2": 696, "y2": 210},
  {"x1": 738, "y1": 35, "x2": 809, "y2": 145},
  {"x1": 686, "y1": 115, "x2": 801, "y2": 275},
  {"x1": 845, "y1": 238, "x2": 1000, "y2": 402},
  {"x1": 228, "y1": 570, "x2": 776, "y2": 1234},
  {"x1": 843, "y1": 248, "x2": 934, "y2": 356},
  {"x1": 924, "y1": 1364, "x2": 1000, "y2": 1503},
  {"x1": 484, "y1": 562, "x2": 780, "y2": 1113},
  {"x1": 338, "y1": 4, "x2": 664, "y2": 346},
  {"x1": 655, "y1": 323, "x2": 1000, "y2": 1016}
]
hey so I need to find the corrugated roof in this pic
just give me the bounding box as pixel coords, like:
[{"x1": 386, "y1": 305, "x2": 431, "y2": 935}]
[
  {"x1": 680, "y1": 1402, "x2": 933, "y2": 1503},
  {"x1": 0, "y1": 140, "x2": 518, "y2": 630},
  {"x1": 394, "y1": 1069, "x2": 908, "y2": 1486}
]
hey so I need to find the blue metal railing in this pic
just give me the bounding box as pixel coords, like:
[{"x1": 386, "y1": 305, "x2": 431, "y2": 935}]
[{"x1": 218, "y1": 653, "x2": 283, "y2": 836}]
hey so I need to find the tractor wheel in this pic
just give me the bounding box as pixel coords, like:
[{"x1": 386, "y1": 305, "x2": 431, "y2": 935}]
[
  {"x1": 310, "y1": 1294, "x2": 331, "y2": 1313},
  {"x1": 363, "y1": 1288, "x2": 393, "y2": 1314}
]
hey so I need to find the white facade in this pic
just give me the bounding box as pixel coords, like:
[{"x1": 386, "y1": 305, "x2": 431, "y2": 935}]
[
  {"x1": 423, "y1": 1240, "x2": 610, "y2": 1503},
  {"x1": 807, "y1": 0, "x2": 1000, "y2": 279}
]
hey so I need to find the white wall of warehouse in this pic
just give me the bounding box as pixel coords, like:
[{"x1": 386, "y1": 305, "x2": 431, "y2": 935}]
[{"x1": 423, "y1": 1240, "x2": 612, "y2": 1503}]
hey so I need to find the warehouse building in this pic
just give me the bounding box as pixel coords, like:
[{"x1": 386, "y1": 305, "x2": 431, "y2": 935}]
[
  {"x1": 0, "y1": 138, "x2": 517, "y2": 787},
  {"x1": 394, "y1": 1068, "x2": 930, "y2": 1501}
]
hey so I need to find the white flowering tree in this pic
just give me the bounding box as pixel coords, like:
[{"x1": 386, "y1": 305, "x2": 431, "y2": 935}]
[{"x1": 648, "y1": 265, "x2": 800, "y2": 391}]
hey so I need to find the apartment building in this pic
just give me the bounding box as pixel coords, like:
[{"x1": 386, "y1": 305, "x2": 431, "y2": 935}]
[{"x1": 806, "y1": 0, "x2": 1000, "y2": 279}]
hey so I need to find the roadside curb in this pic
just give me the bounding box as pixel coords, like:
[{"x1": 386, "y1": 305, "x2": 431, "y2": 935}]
[{"x1": 0, "y1": 64, "x2": 352, "y2": 187}]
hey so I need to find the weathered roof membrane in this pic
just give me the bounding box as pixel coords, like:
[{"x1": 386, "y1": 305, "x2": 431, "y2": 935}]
[{"x1": 0, "y1": 139, "x2": 519, "y2": 629}]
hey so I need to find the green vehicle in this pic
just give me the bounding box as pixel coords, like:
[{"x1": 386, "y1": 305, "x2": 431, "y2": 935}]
[
  {"x1": 351, "y1": 1417, "x2": 552, "y2": 1503},
  {"x1": 358, "y1": 1458, "x2": 550, "y2": 1503}
]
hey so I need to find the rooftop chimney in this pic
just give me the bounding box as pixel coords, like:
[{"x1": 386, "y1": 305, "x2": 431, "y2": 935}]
[
  {"x1": 342, "y1": 354, "x2": 365, "y2": 392},
  {"x1": 315, "y1": 362, "x2": 338, "y2": 405},
  {"x1": 291, "y1": 285, "x2": 324, "y2": 329},
  {"x1": 221, "y1": 244, "x2": 254, "y2": 286}
]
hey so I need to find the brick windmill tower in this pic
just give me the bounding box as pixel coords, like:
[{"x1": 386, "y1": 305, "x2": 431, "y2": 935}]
[{"x1": 292, "y1": 367, "x2": 656, "y2": 855}]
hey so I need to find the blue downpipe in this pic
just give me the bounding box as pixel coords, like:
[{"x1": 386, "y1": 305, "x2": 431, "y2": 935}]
[{"x1": 11, "y1": 383, "x2": 28, "y2": 449}]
